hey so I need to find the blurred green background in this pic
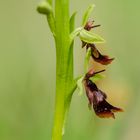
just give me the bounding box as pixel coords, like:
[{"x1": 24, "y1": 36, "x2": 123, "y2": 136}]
[{"x1": 0, "y1": 0, "x2": 140, "y2": 140}]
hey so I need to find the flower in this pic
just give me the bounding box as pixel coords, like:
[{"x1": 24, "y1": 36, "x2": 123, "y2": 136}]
[
  {"x1": 83, "y1": 69, "x2": 123, "y2": 119},
  {"x1": 82, "y1": 21, "x2": 114, "y2": 65},
  {"x1": 88, "y1": 43, "x2": 114, "y2": 65},
  {"x1": 82, "y1": 20, "x2": 100, "y2": 48}
]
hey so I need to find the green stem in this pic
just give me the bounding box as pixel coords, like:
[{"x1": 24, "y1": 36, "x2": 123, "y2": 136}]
[{"x1": 52, "y1": 0, "x2": 73, "y2": 140}]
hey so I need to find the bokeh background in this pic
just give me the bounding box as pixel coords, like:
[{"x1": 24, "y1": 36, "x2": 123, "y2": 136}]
[{"x1": 0, "y1": 0, "x2": 140, "y2": 140}]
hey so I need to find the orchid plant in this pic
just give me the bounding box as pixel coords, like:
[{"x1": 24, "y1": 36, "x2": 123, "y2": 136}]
[{"x1": 37, "y1": 0, "x2": 123, "y2": 140}]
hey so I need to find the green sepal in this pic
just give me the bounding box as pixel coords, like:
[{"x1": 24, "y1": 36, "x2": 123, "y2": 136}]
[
  {"x1": 79, "y1": 29, "x2": 105, "y2": 44},
  {"x1": 82, "y1": 4, "x2": 95, "y2": 26},
  {"x1": 70, "y1": 27, "x2": 83, "y2": 45},
  {"x1": 90, "y1": 73, "x2": 105, "y2": 82}
]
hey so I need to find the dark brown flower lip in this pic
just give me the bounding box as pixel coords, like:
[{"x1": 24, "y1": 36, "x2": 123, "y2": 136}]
[
  {"x1": 82, "y1": 43, "x2": 114, "y2": 65},
  {"x1": 84, "y1": 69, "x2": 123, "y2": 119},
  {"x1": 92, "y1": 54, "x2": 115, "y2": 65},
  {"x1": 93, "y1": 98, "x2": 123, "y2": 119},
  {"x1": 88, "y1": 43, "x2": 114, "y2": 65}
]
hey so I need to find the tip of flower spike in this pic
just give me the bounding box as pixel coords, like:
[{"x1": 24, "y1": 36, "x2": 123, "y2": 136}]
[{"x1": 37, "y1": 1, "x2": 52, "y2": 15}]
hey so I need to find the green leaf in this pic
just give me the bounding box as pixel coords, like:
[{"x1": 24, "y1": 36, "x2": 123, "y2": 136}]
[
  {"x1": 82, "y1": 4, "x2": 95, "y2": 26},
  {"x1": 77, "y1": 76, "x2": 84, "y2": 96},
  {"x1": 69, "y1": 12, "x2": 77, "y2": 33},
  {"x1": 79, "y1": 29, "x2": 105, "y2": 44},
  {"x1": 68, "y1": 12, "x2": 77, "y2": 81},
  {"x1": 90, "y1": 74, "x2": 105, "y2": 82}
]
